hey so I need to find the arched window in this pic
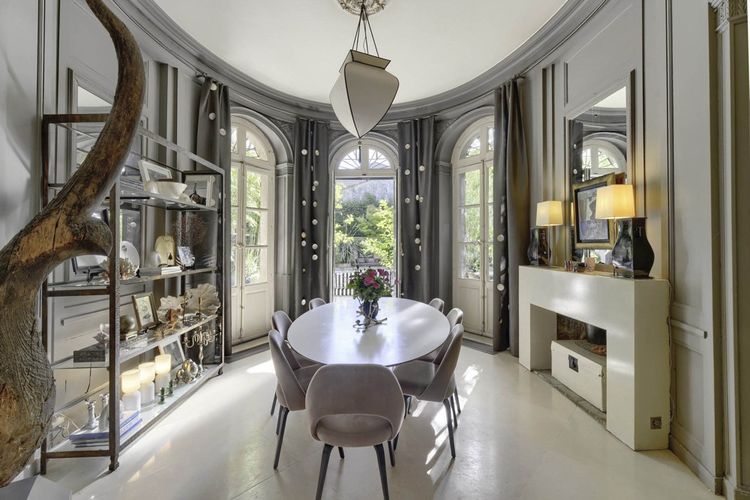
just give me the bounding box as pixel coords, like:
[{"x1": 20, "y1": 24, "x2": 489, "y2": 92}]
[
  {"x1": 331, "y1": 139, "x2": 398, "y2": 299},
  {"x1": 230, "y1": 117, "x2": 275, "y2": 343},
  {"x1": 451, "y1": 116, "x2": 494, "y2": 340}
]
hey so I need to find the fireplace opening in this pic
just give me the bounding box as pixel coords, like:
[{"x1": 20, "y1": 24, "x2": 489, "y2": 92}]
[{"x1": 556, "y1": 314, "x2": 607, "y2": 356}]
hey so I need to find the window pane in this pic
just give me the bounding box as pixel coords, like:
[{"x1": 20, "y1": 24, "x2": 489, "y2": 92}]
[
  {"x1": 230, "y1": 246, "x2": 238, "y2": 288},
  {"x1": 244, "y1": 210, "x2": 267, "y2": 246},
  {"x1": 460, "y1": 135, "x2": 481, "y2": 158},
  {"x1": 486, "y1": 243, "x2": 494, "y2": 281},
  {"x1": 460, "y1": 243, "x2": 481, "y2": 280},
  {"x1": 245, "y1": 170, "x2": 268, "y2": 209},
  {"x1": 230, "y1": 166, "x2": 239, "y2": 206},
  {"x1": 245, "y1": 135, "x2": 260, "y2": 159},
  {"x1": 244, "y1": 247, "x2": 267, "y2": 284},
  {"x1": 486, "y1": 162, "x2": 494, "y2": 203},
  {"x1": 231, "y1": 127, "x2": 238, "y2": 155},
  {"x1": 231, "y1": 207, "x2": 238, "y2": 246},
  {"x1": 338, "y1": 148, "x2": 361, "y2": 170},
  {"x1": 459, "y1": 169, "x2": 481, "y2": 205},
  {"x1": 459, "y1": 207, "x2": 481, "y2": 242},
  {"x1": 488, "y1": 127, "x2": 495, "y2": 151},
  {"x1": 368, "y1": 148, "x2": 391, "y2": 169},
  {"x1": 486, "y1": 203, "x2": 493, "y2": 241}
]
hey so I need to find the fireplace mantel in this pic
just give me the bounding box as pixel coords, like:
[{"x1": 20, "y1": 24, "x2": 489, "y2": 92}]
[{"x1": 518, "y1": 266, "x2": 670, "y2": 451}]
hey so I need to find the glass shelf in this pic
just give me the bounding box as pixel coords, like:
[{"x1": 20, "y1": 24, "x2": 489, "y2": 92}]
[
  {"x1": 51, "y1": 314, "x2": 217, "y2": 370},
  {"x1": 47, "y1": 364, "x2": 221, "y2": 455},
  {"x1": 46, "y1": 267, "x2": 217, "y2": 295}
]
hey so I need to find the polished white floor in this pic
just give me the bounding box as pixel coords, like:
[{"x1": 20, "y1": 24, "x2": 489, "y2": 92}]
[{"x1": 53, "y1": 346, "x2": 720, "y2": 500}]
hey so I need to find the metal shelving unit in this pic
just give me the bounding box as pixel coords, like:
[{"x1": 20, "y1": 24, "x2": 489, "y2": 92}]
[{"x1": 39, "y1": 114, "x2": 226, "y2": 473}]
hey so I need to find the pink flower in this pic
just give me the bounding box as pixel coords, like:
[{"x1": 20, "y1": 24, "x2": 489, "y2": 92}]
[
  {"x1": 377, "y1": 269, "x2": 387, "y2": 276},
  {"x1": 363, "y1": 276, "x2": 374, "y2": 286},
  {"x1": 368, "y1": 269, "x2": 376, "y2": 278},
  {"x1": 373, "y1": 282, "x2": 380, "y2": 289}
]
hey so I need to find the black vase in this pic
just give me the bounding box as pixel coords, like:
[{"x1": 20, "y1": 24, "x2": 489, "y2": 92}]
[
  {"x1": 362, "y1": 300, "x2": 379, "y2": 319},
  {"x1": 612, "y1": 217, "x2": 654, "y2": 279}
]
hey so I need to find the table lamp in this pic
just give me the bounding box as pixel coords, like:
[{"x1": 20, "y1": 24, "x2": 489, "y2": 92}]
[
  {"x1": 154, "y1": 354, "x2": 171, "y2": 393},
  {"x1": 595, "y1": 184, "x2": 654, "y2": 278},
  {"x1": 138, "y1": 362, "x2": 156, "y2": 406},
  {"x1": 528, "y1": 200, "x2": 563, "y2": 266},
  {"x1": 121, "y1": 369, "x2": 141, "y2": 412}
]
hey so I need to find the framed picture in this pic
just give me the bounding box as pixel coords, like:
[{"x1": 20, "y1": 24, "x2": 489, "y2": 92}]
[
  {"x1": 138, "y1": 159, "x2": 173, "y2": 182},
  {"x1": 177, "y1": 246, "x2": 195, "y2": 269},
  {"x1": 183, "y1": 174, "x2": 216, "y2": 207},
  {"x1": 572, "y1": 173, "x2": 617, "y2": 250},
  {"x1": 132, "y1": 292, "x2": 158, "y2": 330},
  {"x1": 158, "y1": 339, "x2": 186, "y2": 373}
]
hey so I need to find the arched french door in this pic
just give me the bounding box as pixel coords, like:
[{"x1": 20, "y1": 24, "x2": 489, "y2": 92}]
[
  {"x1": 452, "y1": 117, "x2": 494, "y2": 339},
  {"x1": 330, "y1": 139, "x2": 398, "y2": 300},
  {"x1": 229, "y1": 118, "x2": 275, "y2": 344}
]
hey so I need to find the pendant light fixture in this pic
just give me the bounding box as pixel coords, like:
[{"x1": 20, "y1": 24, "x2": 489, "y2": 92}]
[{"x1": 330, "y1": 1, "x2": 399, "y2": 138}]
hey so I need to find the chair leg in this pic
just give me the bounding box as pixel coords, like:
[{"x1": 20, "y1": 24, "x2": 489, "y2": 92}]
[
  {"x1": 273, "y1": 407, "x2": 289, "y2": 470},
  {"x1": 270, "y1": 392, "x2": 277, "y2": 416},
  {"x1": 450, "y1": 395, "x2": 458, "y2": 429},
  {"x1": 338, "y1": 447, "x2": 345, "y2": 459},
  {"x1": 315, "y1": 444, "x2": 333, "y2": 500},
  {"x1": 393, "y1": 432, "x2": 399, "y2": 451},
  {"x1": 454, "y1": 387, "x2": 461, "y2": 414},
  {"x1": 387, "y1": 440, "x2": 395, "y2": 467},
  {"x1": 374, "y1": 443, "x2": 390, "y2": 500},
  {"x1": 275, "y1": 407, "x2": 282, "y2": 435},
  {"x1": 407, "y1": 396, "x2": 413, "y2": 415},
  {"x1": 403, "y1": 395, "x2": 409, "y2": 418},
  {"x1": 443, "y1": 399, "x2": 456, "y2": 459}
]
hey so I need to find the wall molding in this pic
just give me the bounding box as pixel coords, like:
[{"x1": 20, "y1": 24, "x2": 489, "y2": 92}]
[
  {"x1": 113, "y1": 0, "x2": 608, "y2": 123},
  {"x1": 712, "y1": 0, "x2": 748, "y2": 31}
]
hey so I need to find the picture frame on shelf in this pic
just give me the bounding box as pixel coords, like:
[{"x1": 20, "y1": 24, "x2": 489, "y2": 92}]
[
  {"x1": 177, "y1": 246, "x2": 195, "y2": 269},
  {"x1": 132, "y1": 292, "x2": 158, "y2": 331},
  {"x1": 138, "y1": 159, "x2": 172, "y2": 182},
  {"x1": 183, "y1": 174, "x2": 216, "y2": 207},
  {"x1": 572, "y1": 173, "x2": 617, "y2": 250},
  {"x1": 158, "y1": 338, "x2": 186, "y2": 373}
]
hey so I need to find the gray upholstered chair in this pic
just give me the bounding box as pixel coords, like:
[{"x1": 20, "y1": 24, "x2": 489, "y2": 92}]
[
  {"x1": 267, "y1": 329, "x2": 322, "y2": 469},
  {"x1": 415, "y1": 308, "x2": 464, "y2": 415},
  {"x1": 306, "y1": 364, "x2": 404, "y2": 500},
  {"x1": 309, "y1": 297, "x2": 327, "y2": 310},
  {"x1": 393, "y1": 324, "x2": 464, "y2": 459},
  {"x1": 428, "y1": 297, "x2": 445, "y2": 313}
]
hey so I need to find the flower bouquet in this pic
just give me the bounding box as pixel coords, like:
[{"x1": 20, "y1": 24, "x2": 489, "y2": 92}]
[{"x1": 347, "y1": 268, "x2": 393, "y2": 324}]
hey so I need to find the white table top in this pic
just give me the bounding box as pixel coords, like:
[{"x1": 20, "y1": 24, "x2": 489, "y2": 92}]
[{"x1": 287, "y1": 297, "x2": 450, "y2": 366}]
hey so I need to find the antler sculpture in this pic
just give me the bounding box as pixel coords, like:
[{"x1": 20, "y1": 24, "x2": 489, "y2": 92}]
[{"x1": 0, "y1": 0, "x2": 144, "y2": 485}]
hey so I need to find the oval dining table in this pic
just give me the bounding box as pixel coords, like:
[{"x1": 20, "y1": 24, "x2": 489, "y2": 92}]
[{"x1": 287, "y1": 297, "x2": 450, "y2": 366}]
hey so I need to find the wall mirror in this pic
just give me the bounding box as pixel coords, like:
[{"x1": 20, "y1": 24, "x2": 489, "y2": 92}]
[{"x1": 568, "y1": 85, "x2": 630, "y2": 263}]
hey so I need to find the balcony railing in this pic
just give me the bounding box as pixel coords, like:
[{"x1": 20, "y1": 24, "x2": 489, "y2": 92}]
[{"x1": 333, "y1": 266, "x2": 394, "y2": 297}]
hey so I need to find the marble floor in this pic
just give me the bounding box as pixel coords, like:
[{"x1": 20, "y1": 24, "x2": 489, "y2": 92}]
[{"x1": 50, "y1": 346, "x2": 720, "y2": 500}]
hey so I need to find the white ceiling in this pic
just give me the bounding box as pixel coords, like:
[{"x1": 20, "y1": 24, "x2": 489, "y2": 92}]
[{"x1": 153, "y1": 0, "x2": 568, "y2": 104}]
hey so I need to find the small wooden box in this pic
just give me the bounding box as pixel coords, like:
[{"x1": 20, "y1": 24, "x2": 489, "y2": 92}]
[{"x1": 551, "y1": 340, "x2": 606, "y2": 412}]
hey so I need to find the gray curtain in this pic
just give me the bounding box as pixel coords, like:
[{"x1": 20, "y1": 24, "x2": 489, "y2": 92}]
[
  {"x1": 292, "y1": 119, "x2": 330, "y2": 318},
  {"x1": 493, "y1": 79, "x2": 530, "y2": 354},
  {"x1": 398, "y1": 117, "x2": 438, "y2": 303},
  {"x1": 196, "y1": 77, "x2": 231, "y2": 356}
]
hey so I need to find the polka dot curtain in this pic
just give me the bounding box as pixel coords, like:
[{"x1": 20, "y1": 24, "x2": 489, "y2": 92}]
[
  {"x1": 398, "y1": 117, "x2": 438, "y2": 303},
  {"x1": 493, "y1": 79, "x2": 530, "y2": 354},
  {"x1": 293, "y1": 119, "x2": 330, "y2": 318}
]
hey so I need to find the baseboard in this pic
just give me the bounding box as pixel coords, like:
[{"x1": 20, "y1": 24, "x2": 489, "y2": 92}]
[
  {"x1": 724, "y1": 477, "x2": 750, "y2": 500},
  {"x1": 669, "y1": 435, "x2": 722, "y2": 494}
]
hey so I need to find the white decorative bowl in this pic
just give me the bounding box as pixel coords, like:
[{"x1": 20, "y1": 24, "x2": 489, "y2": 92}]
[{"x1": 155, "y1": 181, "x2": 188, "y2": 200}]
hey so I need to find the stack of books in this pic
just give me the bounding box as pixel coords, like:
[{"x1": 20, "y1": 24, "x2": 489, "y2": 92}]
[
  {"x1": 138, "y1": 265, "x2": 182, "y2": 276},
  {"x1": 69, "y1": 410, "x2": 142, "y2": 448}
]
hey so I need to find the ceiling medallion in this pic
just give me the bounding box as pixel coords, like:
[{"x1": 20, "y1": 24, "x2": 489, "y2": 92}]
[
  {"x1": 338, "y1": 0, "x2": 387, "y2": 15},
  {"x1": 330, "y1": 2, "x2": 399, "y2": 138}
]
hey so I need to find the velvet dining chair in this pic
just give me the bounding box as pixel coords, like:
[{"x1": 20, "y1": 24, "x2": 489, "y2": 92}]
[
  {"x1": 393, "y1": 324, "x2": 464, "y2": 459},
  {"x1": 269, "y1": 310, "x2": 317, "y2": 416},
  {"x1": 306, "y1": 364, "x2": 404, "y2": 500},
  {"x1": 428, "y1": 297, "x2": 445, "y2": 313},
  {"x1": 309, "y1": 297, "x2": 327, "y2": 310}
]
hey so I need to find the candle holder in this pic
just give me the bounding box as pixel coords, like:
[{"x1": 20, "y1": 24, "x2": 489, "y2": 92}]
[{"x1": 183, "y1": 326, "x2": 216, "y2": 374}]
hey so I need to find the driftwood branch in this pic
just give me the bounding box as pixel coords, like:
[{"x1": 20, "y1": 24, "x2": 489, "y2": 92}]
[{"x1": 0, "y1": 0, "x2": 144, "y2": 485}]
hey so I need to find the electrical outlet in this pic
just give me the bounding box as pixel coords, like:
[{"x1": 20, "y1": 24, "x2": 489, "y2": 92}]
[{"x1": 650, "y1": 417, "x2": 662, "y2": 430}]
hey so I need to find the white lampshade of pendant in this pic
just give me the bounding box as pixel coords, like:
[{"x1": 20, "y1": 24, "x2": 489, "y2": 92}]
[{"x1": 330, "y1": 50, "x2": 399, "y2": 138}]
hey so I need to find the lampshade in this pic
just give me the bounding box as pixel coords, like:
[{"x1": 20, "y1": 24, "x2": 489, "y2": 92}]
[
  {"x1": 536, "y1": 201, "x2": 563, "y2": 227},
  {"x1": 596, "y1": 184, "x2": 635, "y2": 219},
  {"x1": 330, "y1": 50, "x2": 399, "y2": 138},
  {"x1": 155, "y1": 354, "x2": 171, "y2": 375},
  {"x1": 138, "y1": 362, "x2": 156, "y2": 384},
  {"x1": 121, "y1": 369, "x2": 141, "y2": 395}
]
